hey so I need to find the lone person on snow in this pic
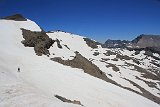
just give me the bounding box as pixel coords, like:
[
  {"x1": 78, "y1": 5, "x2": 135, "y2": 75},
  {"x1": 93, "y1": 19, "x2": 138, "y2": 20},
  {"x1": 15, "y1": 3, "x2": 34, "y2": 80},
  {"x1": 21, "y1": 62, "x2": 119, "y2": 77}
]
[{"x1": 18, "y1": 67, "x2": 20, "y2": 72}]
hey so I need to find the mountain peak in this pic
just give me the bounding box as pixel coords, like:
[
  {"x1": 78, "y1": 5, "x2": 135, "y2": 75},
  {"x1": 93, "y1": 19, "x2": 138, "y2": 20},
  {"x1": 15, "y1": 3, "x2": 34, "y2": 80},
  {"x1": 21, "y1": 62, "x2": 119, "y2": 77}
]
[
  {"x1": 131, "y1": 34, "x2": 160, "y2": 48},
  {"x1": 132, "y1": 34, "x2": 160, "y2": 43},
  {"x1": 102, "y1": 39, "x2": 130, "y2": 48},
  {"x1": 1, "y1": 14, "x2": 27, "y2": 21}
]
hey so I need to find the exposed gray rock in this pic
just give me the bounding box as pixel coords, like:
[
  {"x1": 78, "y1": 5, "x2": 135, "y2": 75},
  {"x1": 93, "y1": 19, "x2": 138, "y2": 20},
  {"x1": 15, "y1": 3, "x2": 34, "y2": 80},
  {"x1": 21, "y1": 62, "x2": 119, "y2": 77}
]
[
  {"x1": 101, "y1": 58, "x2": 110, "y2": 61},
  {"x1": 83, "y1": 38, "x2": 101, "y2": 49},
  {"x1": 55, "y1": 39, "x2": 62, "y2": 49},
  {"x1": 111, "y1": 58, "x2": 118, "y2": 61},
  {"x1": 145, "y1": 47, "x2": 160, "y2": 55},
  {"x1": 125, "y1": 62, "x2": 160, "y2": 80},
  {"x1": 64, "y1": 45, "x2": 70, "y2": 50},
  {"x1": 55, "y1": 95, "x2": 83, "y2": 106},
  {"x1": 129, "y1": 35, "x2": 160, "y2": 55},
  {"x1": 106, "y1": 63, "x2": 120, "y2": 72},
  {"x1": 93, "y1": 52, "x2": 99, "y2": 56},
  {"x1": 102, "y1": 39, "x2": 130, "y2": 48},
  {"x1": 103, "y1": 50, "x2": 116, "y2": 56},
  {"x1": 21, "y1": 28, "x2": 54, "y2": 56},
  {"x1": 116, "y1": 54, "x2": 132, "y2": 60},
  {"x1": 131, "y1": 34, "x2": 160, "y2": 48},
  {"x1": 51, "y1": 52, "x2": 118, "y2": 85},
  {"x1": 144, "y1": 50, "x2": 153, "y2": 56},
  {"x1": 135, "y1": 50, "x2": 140, "y2": 55},
  {"x1": 2, "y1": 14, "x2": 27, "y2": 21}
]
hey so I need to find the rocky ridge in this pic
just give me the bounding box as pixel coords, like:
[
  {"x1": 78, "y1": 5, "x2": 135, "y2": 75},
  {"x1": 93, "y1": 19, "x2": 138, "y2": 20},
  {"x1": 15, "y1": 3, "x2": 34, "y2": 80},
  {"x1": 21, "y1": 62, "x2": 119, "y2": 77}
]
[{"x1": 1, "y1": 14, "x2": 27, "y2": 21}]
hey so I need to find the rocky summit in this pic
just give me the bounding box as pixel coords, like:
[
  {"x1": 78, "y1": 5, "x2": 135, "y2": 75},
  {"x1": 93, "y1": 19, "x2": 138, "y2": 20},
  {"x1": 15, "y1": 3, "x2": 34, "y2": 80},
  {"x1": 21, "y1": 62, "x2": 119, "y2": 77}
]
[{"x1": 131, "y1": 34, "x2": 160, "y2": 48}]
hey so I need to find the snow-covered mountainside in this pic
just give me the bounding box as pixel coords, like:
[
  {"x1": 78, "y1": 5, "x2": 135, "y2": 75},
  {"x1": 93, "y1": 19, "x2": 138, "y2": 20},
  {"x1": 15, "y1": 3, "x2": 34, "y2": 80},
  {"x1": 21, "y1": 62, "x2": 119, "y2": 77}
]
[{"x1": 0, "y1": 15, "x2": 160, "y2": 107}]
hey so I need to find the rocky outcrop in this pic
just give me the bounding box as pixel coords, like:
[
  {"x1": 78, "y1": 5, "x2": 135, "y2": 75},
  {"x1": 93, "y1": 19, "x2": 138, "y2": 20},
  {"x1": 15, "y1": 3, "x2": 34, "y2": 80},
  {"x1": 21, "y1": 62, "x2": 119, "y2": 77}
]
[
  {"x1": 130, "y1": 35, "x2": 160, "y2": 55},
  {"x1": 21, "y1": 28, "x2": 54, "y2": 56},
  {"x1": 131, "y1": 34, "x2": 160, "y2": 48},
  {"x1": 83, "y1": 38, "x2": 101, "y2": 49},
  {"x1": 106, "y1": 63, "x2": 120, "y2": 71},
  {"x1": 2, "y1": 14, "x2": 27, "y2": 21},
  {"x1": 102, "y1": 39, "x2": 130, "y2": 48},
  {"x1": 55, "y1": 95, "x2": 83, "y2": 106},
  {"x1": 144, "y1": 47, "x2": 160, "y2": 55},
  {"x1": 51, "y1": 52, "x2": 117, "y2": 85},
  {"x1": 55, "y1": 39, "x2": 62, "y2": 49}
]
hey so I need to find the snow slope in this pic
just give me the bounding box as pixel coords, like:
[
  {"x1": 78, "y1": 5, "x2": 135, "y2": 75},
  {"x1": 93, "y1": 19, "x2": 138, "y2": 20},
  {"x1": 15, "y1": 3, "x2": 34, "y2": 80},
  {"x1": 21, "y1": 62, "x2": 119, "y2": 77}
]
[
  {"x1": 0, "y1": 19, "x2": 159, "y2": 107},
  {"x1": 48, "y1": 31, "x2": 160, "y2": 99}
]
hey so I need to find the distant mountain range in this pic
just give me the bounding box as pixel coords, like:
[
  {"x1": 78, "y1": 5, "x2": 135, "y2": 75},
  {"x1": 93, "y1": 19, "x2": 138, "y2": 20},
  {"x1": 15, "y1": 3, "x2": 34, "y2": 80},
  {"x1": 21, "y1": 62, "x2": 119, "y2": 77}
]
[
  {"x1": 103, "y1": 34, "x2": 160, "y2": 48},
  {"x1": 102, "y1": 39, "x2": 130, "y2": 48},
  {"x1": 102, "y1": 34, "x2": 160, "y2": 54}
]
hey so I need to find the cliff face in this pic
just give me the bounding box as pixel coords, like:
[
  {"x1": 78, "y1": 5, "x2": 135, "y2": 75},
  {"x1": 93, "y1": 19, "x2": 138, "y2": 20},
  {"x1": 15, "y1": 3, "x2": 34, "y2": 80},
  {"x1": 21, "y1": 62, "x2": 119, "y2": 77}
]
[
  {"x1": 131, "y1": 34, "x2": 160, "y2": 48},
  {"x1": 102, "y1": 39, "x2": 130, "y2": 48}
]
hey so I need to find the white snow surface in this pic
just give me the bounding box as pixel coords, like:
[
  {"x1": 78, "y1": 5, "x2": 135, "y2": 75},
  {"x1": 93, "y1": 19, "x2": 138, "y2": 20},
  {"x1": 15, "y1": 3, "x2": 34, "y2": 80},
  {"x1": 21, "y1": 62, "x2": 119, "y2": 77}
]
[
  {"x1": 0, "y1": 20, "x2": 159, "y2": 107},
  {"x1": 48, "y1": 32, "x2": 160, "y2": 98}
]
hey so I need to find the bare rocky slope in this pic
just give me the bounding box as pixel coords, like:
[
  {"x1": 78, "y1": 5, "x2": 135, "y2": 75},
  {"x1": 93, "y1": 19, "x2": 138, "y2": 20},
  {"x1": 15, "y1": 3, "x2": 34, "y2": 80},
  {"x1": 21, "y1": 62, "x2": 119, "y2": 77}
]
[{"x1": 131, "y1": 34, "x2": 160, "y2": 48}]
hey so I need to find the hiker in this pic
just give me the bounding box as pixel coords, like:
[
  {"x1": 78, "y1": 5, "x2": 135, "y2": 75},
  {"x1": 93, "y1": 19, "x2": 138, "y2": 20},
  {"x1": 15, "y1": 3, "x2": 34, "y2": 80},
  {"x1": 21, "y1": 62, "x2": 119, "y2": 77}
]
[{"x1": 18, "y1": 67, "x2": 20, "y2": 72}]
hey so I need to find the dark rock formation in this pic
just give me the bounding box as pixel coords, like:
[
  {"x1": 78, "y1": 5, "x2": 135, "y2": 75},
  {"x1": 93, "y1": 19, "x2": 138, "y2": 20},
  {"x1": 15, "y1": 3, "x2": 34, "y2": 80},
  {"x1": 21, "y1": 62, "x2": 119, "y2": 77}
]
[
  {"x1": 145, "y1": 47, "x2": 160, "y2": 55},
  {"x1": 102, "y1": 39, "x2": 130, "y2": 48},
  {"x1": 125, "y1": 62, "x2": 160, "y2": 81},
  {"x1": 106, "y1": 63, "x2": 120, "y2": 71},
  {"x1": 131, "y1": 34, "x2": 160, "y2": 48},
  {"x1": 55, "y1": 39, "x2": 62, "y2": 49},
  {"x1": 103, "y1": 50, "x2": 116, "y2": 56},
  {"x1": 55, "y1": 95, "x2": 83, "y2": 106},
  {"x1": 135, "y1": 50, "x2": 140, "y2": 55},
  {"x1": 83, "y1": 38, "x2": 101, "y2": 49},
  {"x1": 93, "y1": 52, "x2": 99, "y2": 56},
  {"x1": 129, "y1": 35, "x2": 160, "y2": 54},
  {"x1": 2, "y1": 14, "x2": 27, "y2": 21},
  {"x1": 116, "y1": 54, "x2": 132, "y2": 60},
  {"x1": 51, "y1": 52, "x2": 117, "y2": 85},
  {"x1": 64, "y1": 45, "x2": 70, "y2": 50},
  {"x1": 111, "y1": 58, "x2": 118, "y2": 61},
  {"x1": 144, "y1": 50, "x2": 153, "y2": 56},
  {"x1": 21, "y1": 28, "x2": 54, "y2": 56}
]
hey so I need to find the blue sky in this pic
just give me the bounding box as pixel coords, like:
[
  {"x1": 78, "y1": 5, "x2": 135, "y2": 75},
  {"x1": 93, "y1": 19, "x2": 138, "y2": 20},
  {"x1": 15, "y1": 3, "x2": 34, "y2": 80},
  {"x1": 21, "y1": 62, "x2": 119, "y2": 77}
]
[{"x1": 0, "y1": 0, "x2": 160, "y2": 43}]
